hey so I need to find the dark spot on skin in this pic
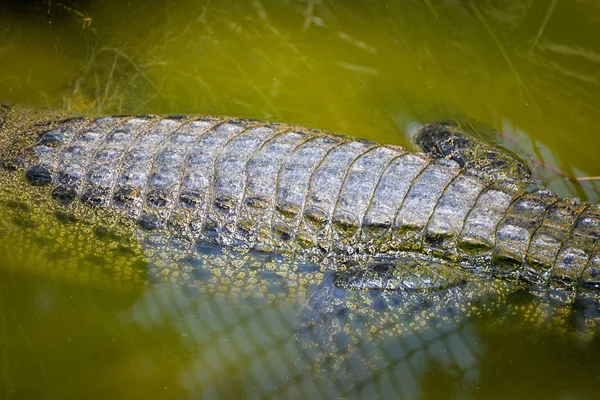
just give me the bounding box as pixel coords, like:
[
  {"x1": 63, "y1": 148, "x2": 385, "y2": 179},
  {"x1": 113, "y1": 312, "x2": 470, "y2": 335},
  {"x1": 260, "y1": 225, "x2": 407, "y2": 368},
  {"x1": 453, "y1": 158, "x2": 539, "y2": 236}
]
[
  {"x1": 333, "y1": 212, "x2": 359, "y2": 235},
  {"x1": 52, "y1": 185, "x2": 77, "y2": 206},
  {"x1": 236, "y1": 220, "x2": 255, "y2": 237},
  {"x1": 273, "y1": 223, "x2": 293, "y2": 241},
  {"x1": 276, "y1": 203, "x2": 299, "y2": 218},
  {"x1": 439, "y1": 137, "x2": 470, "y2": 158},
  {"x1": 166, "y1": 114, "x2": 187, "y2": 120},
  {"x1": 26, "y1": 165, "x2": 53, "y2": 186},
  {"x1": 335, "y1": 307, "x2": 349, "y2": 319},
  {"x1": 202, "y1": 220, "x2": 219, "y2": 238},
  {"x1": 63, "y1": 146, "x2": 87, "y2": 158},
  {"x1": 457, "y1": 237, "x2": 492, "y2": 256},
  {"x1": 138, "y1": 213, "x2": 160, "y2": 230},
  {"x1": 146, "y1": 189, "x2": 169, "y2": 208},
  {"x1": 111, "y1": 127, "x2": 132, "y2": 136},
  {"x1": 562, "y1": 254, "x2": 576, "y2": 266},
  {"x1": 38, "y1": 131, "x2": 65, "y2": 147},
  {"x1": 281, "y1": 231, "x2": 292, "y2": 241},
  {"x1": 54, "y1": 210, "x2": 77, "y2": 224},
  {"x1": 244, "y1": 196, "x2": 268, "y2": 209},
  {"x1": 493, "y1": 253, "x2": 522, "y2": 271},
  {"x1": 415, "y1": 126, "x2": 452, "y2": 158},
  {"x1": 371, "y1": 262, "x2": 393, "y2": 274},
  {"x1": 214, "y1": 196, "x2": 234, "y2": 214},
  {"x1": 304, "y1": 207, "x2": 328, "y2": 226},
  {"x1": 81, "y1": 187, "x2": 108, "y2": 206},
  {"x1": 179, "y1": 190, "x2": 203, "y2": 209},
  {"x1": 424, "y1": 234, "x2": 446, "y2": 249},
  {"x1": 485, "y1": 151, "x2": 499, "y2": 161},
  {"x1": 113, "y1": 185, "x2": 137, "y2": 206},
  {"x1": 491, "y1": 159, "x2": 508, "y2": 169}
]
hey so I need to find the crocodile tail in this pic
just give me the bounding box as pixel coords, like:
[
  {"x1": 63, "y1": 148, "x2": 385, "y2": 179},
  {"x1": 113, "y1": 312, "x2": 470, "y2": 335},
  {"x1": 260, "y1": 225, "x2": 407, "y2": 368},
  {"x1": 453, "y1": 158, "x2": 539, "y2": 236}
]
[
  {"x1": 415, "y1": 122, "x2": 600, "y2": 288},
  {"x1": 548, "y1": 203, "x2": 600, "y2": 288},
  {"x1": 484, "y1": 190, "x2": 598, "y2": 288}
]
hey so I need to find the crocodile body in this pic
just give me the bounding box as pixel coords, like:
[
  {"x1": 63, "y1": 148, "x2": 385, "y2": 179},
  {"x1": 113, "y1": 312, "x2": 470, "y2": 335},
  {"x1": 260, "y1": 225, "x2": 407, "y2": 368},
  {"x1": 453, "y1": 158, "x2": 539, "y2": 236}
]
[
  {"x1": 0, "y1": 102, "x2": 599, "y2": 291},
  {"x1": 2, "y1": 102, "x2": 600, "y2": 396}
]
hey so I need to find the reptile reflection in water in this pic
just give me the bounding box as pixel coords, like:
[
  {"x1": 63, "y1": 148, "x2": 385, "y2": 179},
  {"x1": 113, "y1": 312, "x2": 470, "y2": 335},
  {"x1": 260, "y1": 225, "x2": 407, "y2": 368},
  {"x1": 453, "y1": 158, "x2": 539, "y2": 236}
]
[
  {"x1": 0, "y1": 214, "x2": 592, "y2": 398},
  {"x1": 0, "y1": 102, "x2": 599, "y2": 397}
]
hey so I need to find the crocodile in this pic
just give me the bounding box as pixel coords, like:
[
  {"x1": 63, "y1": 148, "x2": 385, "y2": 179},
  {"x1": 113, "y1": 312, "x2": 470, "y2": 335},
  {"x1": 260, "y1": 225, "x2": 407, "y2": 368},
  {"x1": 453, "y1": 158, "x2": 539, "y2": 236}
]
[
  {"x1": 1, "y1": 101, "x2": 600, "y2": 397},
  {"x1": 0, "y1": 100, "x2": 598, "y2": 292}
]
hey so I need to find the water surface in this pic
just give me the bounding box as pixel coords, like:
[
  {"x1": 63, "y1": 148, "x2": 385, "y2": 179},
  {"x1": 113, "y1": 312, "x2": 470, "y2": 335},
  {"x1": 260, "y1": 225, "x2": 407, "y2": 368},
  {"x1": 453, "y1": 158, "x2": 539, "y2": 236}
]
[{"x1": 1, "y1": 1, "x2": 600, "y2": 398}]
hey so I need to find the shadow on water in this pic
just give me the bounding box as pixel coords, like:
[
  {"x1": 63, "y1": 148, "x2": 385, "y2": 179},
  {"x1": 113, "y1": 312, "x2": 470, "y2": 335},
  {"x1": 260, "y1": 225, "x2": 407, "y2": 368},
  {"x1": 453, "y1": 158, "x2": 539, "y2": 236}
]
[{"x1": 1, "y1": 0, "x2": 600, "y2": 398}]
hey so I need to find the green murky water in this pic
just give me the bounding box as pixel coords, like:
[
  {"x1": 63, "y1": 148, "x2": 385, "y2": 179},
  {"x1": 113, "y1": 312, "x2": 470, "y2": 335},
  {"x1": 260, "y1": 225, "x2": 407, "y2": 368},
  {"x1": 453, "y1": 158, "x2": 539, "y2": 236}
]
[{"x1": 1, "y1": 0, "x2": 600, "y2": 398}]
